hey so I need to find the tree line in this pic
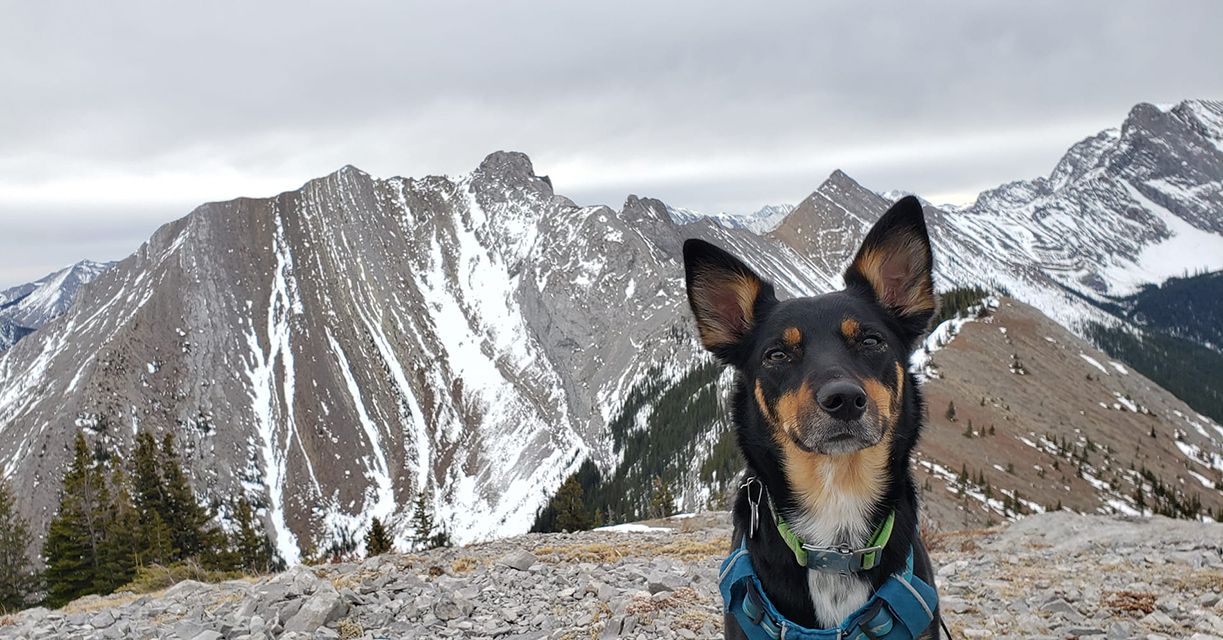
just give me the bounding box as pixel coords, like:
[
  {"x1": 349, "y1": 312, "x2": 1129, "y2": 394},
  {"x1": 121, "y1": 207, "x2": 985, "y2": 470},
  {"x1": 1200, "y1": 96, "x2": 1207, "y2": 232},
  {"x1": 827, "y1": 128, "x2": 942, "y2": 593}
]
[
  {"x1": 0, "y1": 427, "x2": 459, "y2": 613},
  {"x1": 0, "y1": 431, "x2": 280, "y2": 611}
]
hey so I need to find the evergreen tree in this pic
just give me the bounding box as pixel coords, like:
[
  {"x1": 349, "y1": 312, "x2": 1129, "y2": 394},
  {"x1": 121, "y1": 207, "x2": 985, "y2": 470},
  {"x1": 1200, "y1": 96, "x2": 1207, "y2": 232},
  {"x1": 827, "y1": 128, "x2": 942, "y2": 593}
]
[
  {"x1": 158, "y1": 433, "x2": 220, "y2": 562},
  {"x1": 411, "y1": 486, "x2": 435, "y2": 549},
  {"x1": 0, "y1": 480, "x2": 39, "y2": 612},
  {"x1": 365, "y1": 518, "x2": 393, "y2": 557},
  {"x1": 649, "y1": 475, "x2": 676, "y2": 519},
  {"x1": 945, "y1": 401, "x2": 957, "y2": 422},
  {"x1": 132, "y1": 432, "x2": 176, "y2": 565},
  {"x1": 233, "y1": 496, "x2": 271, "y2": 573},
  {"x1": 95, "y1": 460, "x2": 139, "y2": 593},
  {"x1": 554, "y1": 476, "x2": 594, "y2": 532},
  {"x1": 44, "y1": 434, "x2": 112, "y2": 607}
]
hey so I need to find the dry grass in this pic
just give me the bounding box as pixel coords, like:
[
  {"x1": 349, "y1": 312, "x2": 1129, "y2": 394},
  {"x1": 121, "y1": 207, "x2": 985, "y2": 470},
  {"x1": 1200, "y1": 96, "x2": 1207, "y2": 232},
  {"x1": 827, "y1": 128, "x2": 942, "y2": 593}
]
[
  {"x1": 60, "y1": 592, "x2": 149, "y2": 615},
  {"x1": 337, "y1": 618, "x2": 365, "y2": 639},
  {"x1": 1102, "y1": 590, "x2": 1157, "y2": 614},
  {"x1": 671, "y1": 607, "x2": 722, "y2": 632},
  {"x1": 926, "y1": 527, "x2": 997, "y2": 554},
  {"x1": 1167, "y1": 569, "x2": 1223, "y2": 593},
  {"x1": 625, "y1": 587, "x2": 702, "y2": 615},
  {"x1": 451, "y1": 556, "x2": 480, "y2": 573},
  {"x1": 205, "y1": 592, "x2": 245, "y2": 614},
  {"x1": 535, "y1": 537, "x2": 729, "y2": 565},
  {"x1": 118, "y1": 561, "x2": 255, "y2": 595}
]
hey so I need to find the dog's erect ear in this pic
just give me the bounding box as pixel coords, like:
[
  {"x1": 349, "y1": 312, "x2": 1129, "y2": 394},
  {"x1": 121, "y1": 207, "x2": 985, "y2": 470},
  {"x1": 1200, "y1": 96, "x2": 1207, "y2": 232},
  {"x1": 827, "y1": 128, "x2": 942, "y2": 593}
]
[
  {"x1": 684, "y1": 239, "x2": 777, "y2": 362},
  {"x1": 844, "y1": 196, "x2": 936, "y2": 339}
]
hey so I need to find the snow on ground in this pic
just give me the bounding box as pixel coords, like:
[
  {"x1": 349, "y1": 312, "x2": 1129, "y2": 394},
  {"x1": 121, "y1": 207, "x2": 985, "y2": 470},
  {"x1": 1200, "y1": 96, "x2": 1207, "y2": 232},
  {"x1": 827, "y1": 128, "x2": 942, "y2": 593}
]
[
  {"x1": 595, "y1": 523, "x2": 673, "y2": 533},
  {"x1": 909, "y1": 297, "x2": 999, "y2": 379},
  {"x1": 1096, "y1": 182, "x2": 1223, "y2": 295},
  {"x1": 1079, "y1": 353, "x2": 1110, "y2": 375}
]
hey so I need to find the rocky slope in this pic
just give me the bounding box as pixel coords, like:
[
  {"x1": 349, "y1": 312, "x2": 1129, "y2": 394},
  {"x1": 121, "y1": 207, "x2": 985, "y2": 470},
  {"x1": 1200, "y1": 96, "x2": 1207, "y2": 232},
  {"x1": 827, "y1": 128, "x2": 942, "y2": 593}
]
[
  {"x1": 913, "y1": 296, "x2": 1223, "y2": 528},
  {"x1": 1, "y1": 511, "x2": 1221, "y2": 639},
  {"x1": 1, "y1": 100, "x2": 1222, "y2": 563},
  {"x1": 0, "y1": 260, "x2": 113, "y2": 351}
]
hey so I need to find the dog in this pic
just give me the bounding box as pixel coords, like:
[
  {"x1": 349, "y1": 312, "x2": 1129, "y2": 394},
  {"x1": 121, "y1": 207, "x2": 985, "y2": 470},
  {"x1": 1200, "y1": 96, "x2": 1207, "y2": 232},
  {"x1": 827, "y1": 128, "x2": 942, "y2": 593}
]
[{"x1": 683, "y1": 196, "x2": 941, "y2": 639}]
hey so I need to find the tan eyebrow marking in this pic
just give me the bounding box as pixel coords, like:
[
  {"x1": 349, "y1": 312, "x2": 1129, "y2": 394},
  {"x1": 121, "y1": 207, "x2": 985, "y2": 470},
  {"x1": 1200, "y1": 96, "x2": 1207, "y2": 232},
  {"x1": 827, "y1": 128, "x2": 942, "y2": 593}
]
[
  {"x1": 841, "y1": 318, "x2": 860, "y2": 339},
  {"x1": 783, "y1": 327, "x2": 802, "y2": 346}
]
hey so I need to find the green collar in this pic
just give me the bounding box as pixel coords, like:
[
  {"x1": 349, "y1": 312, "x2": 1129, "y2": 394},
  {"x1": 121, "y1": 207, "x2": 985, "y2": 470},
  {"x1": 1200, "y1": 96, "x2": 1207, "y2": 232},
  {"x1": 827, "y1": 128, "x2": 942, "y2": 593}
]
[{"x1": 775, "y1": 509, "x2": 896, "y2": 573}]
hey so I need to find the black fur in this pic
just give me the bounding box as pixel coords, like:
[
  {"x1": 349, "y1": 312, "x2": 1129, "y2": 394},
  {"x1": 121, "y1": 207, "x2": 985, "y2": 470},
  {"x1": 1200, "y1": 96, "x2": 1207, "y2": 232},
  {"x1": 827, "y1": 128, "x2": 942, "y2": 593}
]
[{"x1": 683, "y1": 197, "x2": 941, "y2": 638}]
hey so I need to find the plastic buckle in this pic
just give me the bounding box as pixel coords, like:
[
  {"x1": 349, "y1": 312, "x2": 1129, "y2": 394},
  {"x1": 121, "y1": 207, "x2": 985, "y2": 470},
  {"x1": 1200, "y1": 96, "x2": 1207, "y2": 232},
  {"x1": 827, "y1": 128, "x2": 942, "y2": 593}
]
[
  {"x1": 804, "y1": 543, "x2": 883, "y2": 574},
  {"x1": 855, "y1": 597, "x2": 892, "y2": 640}
]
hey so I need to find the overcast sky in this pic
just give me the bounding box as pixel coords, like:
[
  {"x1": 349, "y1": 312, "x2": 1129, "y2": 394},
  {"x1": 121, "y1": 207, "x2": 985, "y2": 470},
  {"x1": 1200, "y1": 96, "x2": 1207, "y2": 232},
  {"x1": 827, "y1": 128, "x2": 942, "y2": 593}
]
[{"x1": 1, "y1": 1, "x2": 1219, "y2": 288}]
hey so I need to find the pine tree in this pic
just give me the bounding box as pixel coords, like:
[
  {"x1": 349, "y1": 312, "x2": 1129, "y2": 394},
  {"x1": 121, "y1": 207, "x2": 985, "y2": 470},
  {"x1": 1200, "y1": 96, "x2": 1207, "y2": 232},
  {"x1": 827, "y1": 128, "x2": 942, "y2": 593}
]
[
  {"x1": 945, "y1": 401, "x2": 957, "y2": 422},
  {"x1": 132, "y1": 432, "x2": 175, "y2": 565},
  {"x1": 411, "y1": 487, "x2": 435, "y2": 549},
  {"x1": 95, "y1": 460, "x2": 139, "y2": 593},
  {"x1": 365, "y1": 518, "x2": 393, "y2": 557},
  {"x1": 44, "y1": 433, "x2": 113, "y2": 607},
  {"x1": 0, "y1": 479, "x2": 39, "y2": 612},
  {"x1": 158, "y1": 433, "x2": 219, "y2": 562},
  {"x1": 554, "y1": 476, "x2": 594, "y2": 532},
  {"x1": 649, "y1": 475, "x2": 676, "y2": 519},
  {"x1": 233, "y1": 496, "x2": 271, "y2": 573}
]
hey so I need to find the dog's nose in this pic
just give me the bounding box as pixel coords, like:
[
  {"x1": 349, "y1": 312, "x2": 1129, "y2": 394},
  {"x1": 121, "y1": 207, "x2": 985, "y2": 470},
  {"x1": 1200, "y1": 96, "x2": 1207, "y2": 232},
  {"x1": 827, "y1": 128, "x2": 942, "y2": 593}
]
[{"x1": 816, "y1": 380, "x2": 868, "y2": 421}]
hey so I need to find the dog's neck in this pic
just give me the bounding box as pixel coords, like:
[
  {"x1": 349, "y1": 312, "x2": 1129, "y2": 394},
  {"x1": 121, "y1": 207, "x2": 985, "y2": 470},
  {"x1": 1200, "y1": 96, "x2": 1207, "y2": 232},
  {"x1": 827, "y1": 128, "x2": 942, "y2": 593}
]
[
  {"x1": 781, "y1": 480, "x2": 881, "y2": 627},
  {"x1": 745, "y1": 434, "x2": 909, "y2": 629}
]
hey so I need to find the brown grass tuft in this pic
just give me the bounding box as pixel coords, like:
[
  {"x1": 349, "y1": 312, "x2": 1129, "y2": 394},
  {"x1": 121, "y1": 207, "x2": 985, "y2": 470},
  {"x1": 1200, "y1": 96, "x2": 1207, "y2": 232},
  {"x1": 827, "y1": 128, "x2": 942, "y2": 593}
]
[
  {"x1": 626, "y1": 587, "x2": 702, "y2": 615},
  {"x1": 451, "y1": 556, "x2": 480, "y2": 573},
  {"x1": 535, "y1": 537, "x2": 729, "y2": 565},
  {"x1": 337, "y1": 618, "x2": 365, "y2": 639},
  {"x1": 1102, "y1": 590, "x2": 1157, "y2": 614}
]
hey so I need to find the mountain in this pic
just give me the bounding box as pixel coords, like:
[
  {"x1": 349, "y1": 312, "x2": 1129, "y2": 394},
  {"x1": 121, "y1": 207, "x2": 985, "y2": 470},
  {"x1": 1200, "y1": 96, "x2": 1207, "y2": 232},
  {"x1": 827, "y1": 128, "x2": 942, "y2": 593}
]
[
  {"x1": 665, "y1": 203, "x2": 795, "y2": 233},
  {"x1": 0, "y1": 261, "x2": 114, "y2": 352},
  {"x1": 913, "y1": 295, "x2": 1222, "y2": 527},
  {"x1": 0, "y1": 155, "x2": 820, "y2": 563},
  {"x1": 2, "y1": 100, "x2": 1222, "y2": 563}
]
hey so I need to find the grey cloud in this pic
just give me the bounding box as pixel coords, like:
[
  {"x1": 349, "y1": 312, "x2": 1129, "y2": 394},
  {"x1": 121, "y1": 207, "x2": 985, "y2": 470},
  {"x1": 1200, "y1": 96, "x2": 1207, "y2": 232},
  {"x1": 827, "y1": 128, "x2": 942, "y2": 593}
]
[{"x1": 1, "y1": 0, "x2": 1221, "y2": 287}]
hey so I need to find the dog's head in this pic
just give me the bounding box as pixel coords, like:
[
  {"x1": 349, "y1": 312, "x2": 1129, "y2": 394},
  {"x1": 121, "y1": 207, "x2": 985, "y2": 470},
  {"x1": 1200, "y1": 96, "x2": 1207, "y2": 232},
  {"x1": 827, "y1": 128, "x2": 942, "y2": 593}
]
[{"x1": 683, "y1": 196, "x2": 934, "y2": 457}]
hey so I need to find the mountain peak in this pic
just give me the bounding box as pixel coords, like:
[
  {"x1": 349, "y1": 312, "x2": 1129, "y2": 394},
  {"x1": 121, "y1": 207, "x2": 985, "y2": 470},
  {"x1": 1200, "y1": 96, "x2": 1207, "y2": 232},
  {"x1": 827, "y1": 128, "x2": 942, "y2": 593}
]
[
  {"x1": 474, "y1": 151, "x2": 554, "y2": 198},
  {"x1": 621, "y1": 195, "x2": 673, "y2": 225}
]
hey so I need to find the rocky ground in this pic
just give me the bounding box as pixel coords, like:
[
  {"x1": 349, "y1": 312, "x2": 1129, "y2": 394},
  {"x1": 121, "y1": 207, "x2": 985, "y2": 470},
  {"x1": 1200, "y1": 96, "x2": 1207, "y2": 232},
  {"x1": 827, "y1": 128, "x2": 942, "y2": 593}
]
[{"x1": 2, "y1": 511, "x2": 1222, "y2": 639}]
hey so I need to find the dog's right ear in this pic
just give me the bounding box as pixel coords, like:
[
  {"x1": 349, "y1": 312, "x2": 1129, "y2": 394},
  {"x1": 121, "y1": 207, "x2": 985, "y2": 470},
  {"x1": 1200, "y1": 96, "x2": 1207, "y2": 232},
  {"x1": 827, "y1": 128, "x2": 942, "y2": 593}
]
[{"x1": 683, "y1": 239, "x2": 777, "y2": 363}]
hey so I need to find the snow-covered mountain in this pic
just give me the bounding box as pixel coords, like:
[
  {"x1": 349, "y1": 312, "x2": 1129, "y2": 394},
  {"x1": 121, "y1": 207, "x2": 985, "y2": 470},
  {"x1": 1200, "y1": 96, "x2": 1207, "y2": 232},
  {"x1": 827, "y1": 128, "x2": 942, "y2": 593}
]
[
  {"x1": 666, "y1": 203, "x2": 796, "y2": 233},
  {"x1": 1, "y1": 99, "x2": 1221, "y2": 561},
  {"x1": 0, "y1": 260, "x2": 114, "y2": 352}
]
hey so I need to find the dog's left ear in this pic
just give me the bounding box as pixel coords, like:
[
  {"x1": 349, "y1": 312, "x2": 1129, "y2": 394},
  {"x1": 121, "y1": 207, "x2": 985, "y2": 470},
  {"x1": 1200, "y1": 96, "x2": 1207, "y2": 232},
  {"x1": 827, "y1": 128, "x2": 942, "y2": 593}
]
[{"x1": 844, "y1": 196, "x2": 936, "y2": 344}]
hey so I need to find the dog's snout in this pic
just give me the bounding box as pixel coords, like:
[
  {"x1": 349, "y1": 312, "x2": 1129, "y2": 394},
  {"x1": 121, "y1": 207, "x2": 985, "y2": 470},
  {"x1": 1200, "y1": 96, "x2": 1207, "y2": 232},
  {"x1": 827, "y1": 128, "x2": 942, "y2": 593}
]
[{"x1": 816, "y1": 380, "x2": 868, "y2": 421}]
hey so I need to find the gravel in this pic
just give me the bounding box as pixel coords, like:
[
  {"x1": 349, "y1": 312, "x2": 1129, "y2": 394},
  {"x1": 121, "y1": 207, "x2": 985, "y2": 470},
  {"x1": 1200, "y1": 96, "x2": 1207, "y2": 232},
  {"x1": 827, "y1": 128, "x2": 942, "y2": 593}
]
[{"x1": 1, "y1": 512, "x2": 1220, "y2": 639}]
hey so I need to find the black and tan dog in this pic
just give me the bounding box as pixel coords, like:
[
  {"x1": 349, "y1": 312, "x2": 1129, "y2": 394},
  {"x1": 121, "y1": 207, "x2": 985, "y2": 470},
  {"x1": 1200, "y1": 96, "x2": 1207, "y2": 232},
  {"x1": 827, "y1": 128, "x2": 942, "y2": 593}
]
[{"x1": 684, "y1": 197, "x2": 940, "y2": 639}]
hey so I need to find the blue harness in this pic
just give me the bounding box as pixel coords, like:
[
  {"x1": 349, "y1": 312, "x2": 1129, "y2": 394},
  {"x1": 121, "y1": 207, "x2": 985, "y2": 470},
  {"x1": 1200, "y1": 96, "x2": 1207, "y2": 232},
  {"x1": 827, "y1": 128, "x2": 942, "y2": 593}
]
[{"x1": 718, "y1": 538, "x2": 938, "y2": 640}]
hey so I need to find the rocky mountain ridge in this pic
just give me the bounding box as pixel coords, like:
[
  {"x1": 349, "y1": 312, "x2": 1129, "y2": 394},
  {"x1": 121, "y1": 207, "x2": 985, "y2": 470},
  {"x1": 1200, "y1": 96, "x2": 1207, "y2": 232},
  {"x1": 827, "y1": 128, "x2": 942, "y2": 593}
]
[
  {"x1": 0, "y1": 260, "x2": 113, "y2": 352},
  {"x1": 0, "y1": 99, "x2": 1221, "y2": 563}
]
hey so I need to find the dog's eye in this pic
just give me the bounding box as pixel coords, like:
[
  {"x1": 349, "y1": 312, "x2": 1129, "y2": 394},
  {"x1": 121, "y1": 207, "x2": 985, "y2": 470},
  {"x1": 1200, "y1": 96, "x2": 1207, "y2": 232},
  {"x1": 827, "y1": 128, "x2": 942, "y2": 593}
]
[
  {"x1": 765, "y1": 349, "x2": 788, "y2": 362},
  {"x1": 862, "y1": 336, "x2": 883, "y2": 347}
]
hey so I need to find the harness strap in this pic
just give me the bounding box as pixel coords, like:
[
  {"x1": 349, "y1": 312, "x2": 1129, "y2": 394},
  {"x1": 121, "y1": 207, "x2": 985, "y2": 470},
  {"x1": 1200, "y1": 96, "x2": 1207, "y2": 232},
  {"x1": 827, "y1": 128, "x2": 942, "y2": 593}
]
[{"x1": 719, "y1": 538, "x2": 938, "y2": 640}]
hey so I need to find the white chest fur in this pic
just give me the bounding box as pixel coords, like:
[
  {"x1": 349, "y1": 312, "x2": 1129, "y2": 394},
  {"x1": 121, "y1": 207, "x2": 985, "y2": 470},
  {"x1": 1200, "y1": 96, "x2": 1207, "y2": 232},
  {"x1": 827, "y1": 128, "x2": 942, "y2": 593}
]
[{"x1": 786, "y1": 486, "x2": 877, "y2": 628}]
